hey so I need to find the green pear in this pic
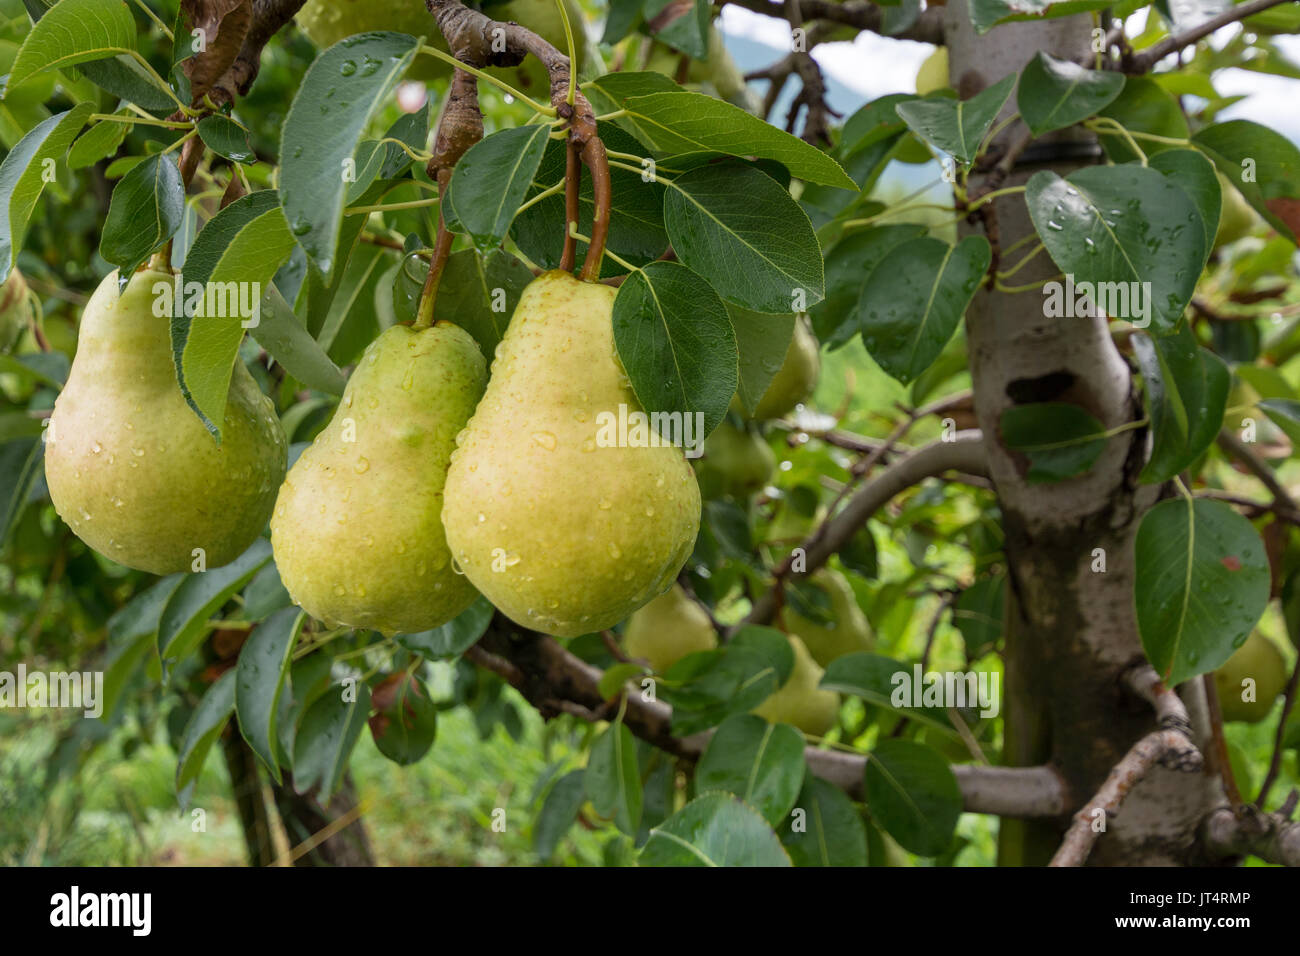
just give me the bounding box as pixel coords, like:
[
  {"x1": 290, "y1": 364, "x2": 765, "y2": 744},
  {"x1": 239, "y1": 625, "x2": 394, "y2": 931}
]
[
  {"x1": 754, "y1": 635, "x2": 841, "y2": 736},
  {"x1": 271, "y1": 322, "x2": 486, "y2": 635},
  {"x1": 785, "y1": 567, "x2": 873, "y2": 668},
  {"x1": 1214, "y1": 631, "x2": 1288, "y2": 723},
  {"x1": 623, "y1": 583, "x2": 717, "y2": 672},
  {"x1": 915, "y1": 47, "x2": 949, "y2": 95},
  {"x1": 750, "y1": 317, "x2": 820, "y2": 420},
  {"x1": 694, "y1": 420, "x2": 775, "y2": 499},
  {"x1": 0, "y1": 268, "x2": 35, "y2": 353},
  {"x1": 1214, "y1": 171, "x2": 1260, "y2": 248},
  {"x1": 45, "y1": 267, "x2": 286, "y2": 574},
  {"x1": 443, "y1": 271, "x2": 701, "y2": 637}
]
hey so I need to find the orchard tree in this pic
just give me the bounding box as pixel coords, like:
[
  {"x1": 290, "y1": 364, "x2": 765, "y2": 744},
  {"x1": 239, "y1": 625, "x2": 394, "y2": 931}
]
[{"x1": 1, "y1": 0, "x2": 1299, "y2": 867}]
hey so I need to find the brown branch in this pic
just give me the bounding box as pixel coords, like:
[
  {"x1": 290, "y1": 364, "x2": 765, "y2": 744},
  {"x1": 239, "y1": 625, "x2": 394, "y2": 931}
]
[
  {"x1": 469, "y1": 612, "x2": 1066, "y2": 817},
  {"x1": 1217, "y1": 428, "x2": 1300, "y2": 513},
  {"x1": 723, "y1": 0, "x2": 945, "y2": 45},
  {"x1": 743, "y1": 23, "x2": 841, "y2": 145},
  {"x1": 744, "y1": 432, "x2": 988, "y2": 628},
  {"x1": 1202, "y1": 806, "x2": 1300, "y2": 866},
  {"x1": 1123, "y1": 0, "x2": 1295, "y2": 73},
  {"x1": 210, "y1": 0, "x2": 310, "y2": 106},
  {"x1": 560, "y1": 140, "x2": 581, "y2": 273},
  {"x1": 1256, "y1": 657, "x2": 1300, "y2": 809}
]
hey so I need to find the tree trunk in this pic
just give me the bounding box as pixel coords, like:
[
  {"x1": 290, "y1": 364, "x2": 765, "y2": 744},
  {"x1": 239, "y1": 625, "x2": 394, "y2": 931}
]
[
  {"x1": 219, "y1": 730, "x2": 278, "y2": 867},
  {"x1": 945, "y1": 3, "x2": 1226, "y2": 864},
  {"x1": 271, "y1": 773, "x2": 376, "y2": 867}
]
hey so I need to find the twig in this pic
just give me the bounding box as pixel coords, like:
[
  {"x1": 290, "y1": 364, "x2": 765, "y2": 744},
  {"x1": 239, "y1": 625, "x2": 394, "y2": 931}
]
[
  {"x1": 723, "y1": 0, "x2": 945, "y2": 44},
  {"x1": 1124, "y1": 0, "x2": 1295, "y2": 73},
  {"x1": 1256, "y1": 658, "x2": 1300, "y2": 809},
  {"x1": 1217, "y1": 428, "x2": 1300, "y2": 512}
]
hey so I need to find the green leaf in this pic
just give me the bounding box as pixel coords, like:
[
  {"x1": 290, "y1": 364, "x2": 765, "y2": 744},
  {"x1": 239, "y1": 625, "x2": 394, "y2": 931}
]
[
  {"x1": 0, "y1": 103, "x2": 92, "y2": 281},
  {"x1": 1135, "y1": 497, "x2": 1271, "y2": 686},
  {"x1": 293, "y1": 679, "x2": 372, "y2": 801},
  {"x1": 157, "y1": 538, "x2": 273, "y2": 661},
  {"x1": 429, "y1": 249, "x2": 533, "y2": 358},
  {"x1": 1000, "y1": 402, "x2": 1106, "y2": 482},
  {"x1": 68, "y1": 113, "x2": 128, "y2": 169},
  {"x1": 864, "y1": 739, "x2": 961, "y2": 856},
  {"x1": 1097, "y1": 77, "x2": 1188, "y2": 164},
  {"x1": 644, "y1": 0, "x2": 709, "y2": 57},
  {"x1": 894, "y1": 74, "x2": 1016, "y2": 165},
  {"x1": 811, "y1": 224, "x2": 925, "y2": 350},
  {"x1": 664, "y1": 163, "x2": 824, "y2": 313},
  {"x1": 178, "y1": 206, "x2": 297, "y2": 435},
  {"x1": 729, "y1": 625, "x2": 796, "y2": 685},
  {"x1": 369, "y1": 672, "x2": 437, "y2": 765},
  {"x1": 1148, "y1": 149, "x2": 1220, "y2": 267},
  {"x1": 393, "y1": 596, "x2": 495, "y2": 659},
  {"x1": 695, "y1": 714, "x2": 805, "y2": 826},
  {"x1": 107, "y1": 573, "x2": 184, "y2": 644},
  {"x1": 730, "y1": 305, "x2": 794, "y2": 415},
  {"x1": 858, "y1": 235, "x2": 990, "y2": 384},
  {"x1": 1134, "y1": 327, "x2": 1229, "y2": 483},
  {"x1": 1026, "y1": 164, "x2": 1204, "y2": 332},
  {"x1": 1259, "y1": 399, "x2": 1300, "y2": 449},
  {"x1": 617, "y1": 90, "x2": 855, "y2": 190},
  {"x1": 780, "y1": 776, "x2": 868, "y2": 867},
  {"x1": 660, "y1": 644, "x2": 780, "y2": 736},
  {"x1": 175, "y1": 668, "x2": 235, "y2": 793},
  {"x1": 612, "y1": 260, "x2": 736, "y2": 437},
  {"x1": 7, "y1": 0, "x2": 137, "y2": 90},
  {"x1": 954, "y1": 575, "x2": 1005, "y2": 658},
  {"x1": 240, "y1": 561, "x2": 292, "y2": 621},
  {"x1": 443, "y1": 124, "x2": 550, "y2": 253},
  {"x1": 1193, "y1": 119, "x2": 1300, "y2": 244},
  {"x1": 235, "y1": 606, "x2": 303, "y2": 782},
  {"x1": 598, "y1": 662, "x2": 648, "y2": 699},
  {"x1": 534, "y1": 768, "x2": 587, "y2": 860},
  {"x1": 1017, "y1": 51, "x2": 1124, "y2": 137},
  {"x1": 967, "y1": 0, "x2": 1111, "y2": 34},
  {"x1": 197, "y1": 114, "x2": 256, "y2": 164},
  {"x1": 840, "y1": 526, "x2": 879, "y2": 580},
  {"x1": 0, "y1": 436, "x2": 42, "y2": 545},
  {"x1": 279, "y1": 31, "x2": 419, "y2": 277},
  {"x1": 99, "y1": 152, "x2": 184, "y2": 279},
  {"x1": 640, "y1": 792, "x2": 791, "y2": 866},
  {"x1": 586, "y1": 720, "x2": 642, "y2": 835},
  {"x1": 820, "y1": 653, "x2": 960, "y2": 733},
  {"x1": 252, "y1": 284, "x2": 347, "y2": 396}
]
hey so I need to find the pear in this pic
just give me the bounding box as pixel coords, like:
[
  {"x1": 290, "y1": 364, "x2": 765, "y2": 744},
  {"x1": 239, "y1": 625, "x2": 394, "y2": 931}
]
[
  {"x1": 443, "y1": 271, "x2": 701, "y2": 637},
  {"x1": 915, "y1": 47, "x2": 949, "y2": 95},
  {"x1": 694, "y1": 420, "x2": 775, "y2": 499},
  {"x1": 0, "y1": 268, "x2": 34, "y2": 353},
  {"x1": 44, "y1": 267, "x2": 286, "y2": 574},
  {"x1": 1214, "y1": 631, "x2": 1288, "y2": 723},
  {"x1": 623, "y1": 583, "x2": 717, "y2": 672},
  {"x1": 754, "y1": 635, "x2": 841, "y2": 736},
  {"x1": 750, "y1": 316, "x2": 820, "y2": 421},
  {"x1": 785, "y1": 568, "x2": 873, "y2": 668},
  {"x1": 271, "y1": 323, "x2": 485, "y2": 635}
]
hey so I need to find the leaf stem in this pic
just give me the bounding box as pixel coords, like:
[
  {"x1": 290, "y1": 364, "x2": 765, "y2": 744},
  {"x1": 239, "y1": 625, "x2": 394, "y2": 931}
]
[
  {"x1": 996, "y1": 241, "x2": 1045, "y2": 280},
  {"x1": 1085, "y1": 117, "x2": 1147, "y2": 165},
  {"x1": 554, "y1": 0, "x2": 577, "y2": 107},
  {"x1": 515, "y1": 179, "x2": 565, "y2": 215},
  {"x1": 345, "y1": 196, "x2": 441, "y2": 216},
  {"x1": 419, "y1": 44, "x2": 554, "y2": 116}
]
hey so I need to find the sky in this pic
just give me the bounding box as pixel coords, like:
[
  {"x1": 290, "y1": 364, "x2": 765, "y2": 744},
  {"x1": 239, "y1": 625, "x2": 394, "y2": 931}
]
[{"x1": 716, "y1": 7, "x2": 1300, "y2": 144}]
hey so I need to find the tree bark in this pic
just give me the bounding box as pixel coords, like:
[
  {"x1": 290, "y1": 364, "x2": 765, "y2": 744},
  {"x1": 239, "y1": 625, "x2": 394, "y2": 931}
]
[
  {"x1": 219, "y1": 730, "x2": 277, "y2": 868},
  {"x1": 271, "y1": 773, "x2": 376, "y2": 867},
  {"x1": 945, "y1": 2, "x2": 1226, "y2": 864}
]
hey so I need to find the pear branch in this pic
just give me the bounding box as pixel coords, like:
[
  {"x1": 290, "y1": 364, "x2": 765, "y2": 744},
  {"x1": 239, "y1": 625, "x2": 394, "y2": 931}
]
[
  {"x1": 425, "y1": 0, "x2": 611, "y2": 278},
  {"x1": 744, "y1": 432, "x2": 988, "y2": 628},
  {"x1": 723, "y1": 0, "x2": 945, "y2": 45},
  {"x1": 467, "y1": 613, "x2": 1068, "y2": 818},
  {"x1": 1201, "y1": 806, "x2": 1300, "y2": 867},
  {"x1": 1122, "y1": 0, "x2": 1295, "y2": 73}
]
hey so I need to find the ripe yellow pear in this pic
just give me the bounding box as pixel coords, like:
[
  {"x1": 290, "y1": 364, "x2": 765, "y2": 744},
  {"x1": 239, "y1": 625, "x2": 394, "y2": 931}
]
[
  {"x1": 754, "y1": 635, "x2": 841, "y2": 736},
  {"x1": 271, "y1": 323, "x2": 486, "y2": 635},
  {"x1": 623, "y1": 583, "x2": 717, "y2": 672},
  {"x1": 750, "y1": 317, "x2": 820, "y2": 420},
  {"x1": 443, "y1": 271, "x2": 701, "y2": 637},
  {"x1": 694, "y1": 420, "x2": 775, "y2": 499},
  {"x1": 784, "y1": 567, "x2": 873, "y2": 667},
  {"x1": 45, "y1": 267, "x2": 286, "y2": 574},
  {"x1": 1214, "y1": 631, "x2": 1288, "y2": 722},
  {"x1": 915, "y1": 47, "x2": 949, "y2": 95}
]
